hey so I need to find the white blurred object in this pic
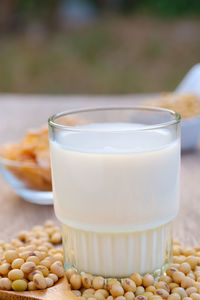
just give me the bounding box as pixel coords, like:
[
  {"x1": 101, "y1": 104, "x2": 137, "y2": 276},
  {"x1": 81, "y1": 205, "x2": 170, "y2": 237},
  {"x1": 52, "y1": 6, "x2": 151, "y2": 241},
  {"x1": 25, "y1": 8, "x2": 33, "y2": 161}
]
[
  {"x1": 181, "y1": 117, "x2": 200, "y2": 151},
  {"x1": 176, "y1": 63, "x2": 200, "y2": 96},
  {"x1": 175, "y1": 63, "x2": 200, "y2": 151}
]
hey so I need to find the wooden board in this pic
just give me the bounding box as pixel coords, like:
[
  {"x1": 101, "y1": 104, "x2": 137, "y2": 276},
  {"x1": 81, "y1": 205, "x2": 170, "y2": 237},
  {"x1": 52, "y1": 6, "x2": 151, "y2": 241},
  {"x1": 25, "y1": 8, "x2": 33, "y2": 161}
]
[
  {"x1": 0, "y1": 94, "x2": 200, "y2": 299},
  {"x1": 0, "y1": 278, "x2": 78, "y2": 300}
]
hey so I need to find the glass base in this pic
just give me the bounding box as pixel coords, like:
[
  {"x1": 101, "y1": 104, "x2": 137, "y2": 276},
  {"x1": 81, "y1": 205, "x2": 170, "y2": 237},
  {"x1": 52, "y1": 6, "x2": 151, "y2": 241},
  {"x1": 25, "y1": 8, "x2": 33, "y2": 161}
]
[{"x1": 62, "y1": 221, "x2": 173, "y2": 278}]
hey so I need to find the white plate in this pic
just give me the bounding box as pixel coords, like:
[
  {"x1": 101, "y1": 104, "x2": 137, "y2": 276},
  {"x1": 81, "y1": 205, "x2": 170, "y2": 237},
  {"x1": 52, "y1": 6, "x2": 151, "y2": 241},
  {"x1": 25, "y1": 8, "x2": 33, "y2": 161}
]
[{"x1": 175, "y1": 63, "x2": 200, "y2": 151}]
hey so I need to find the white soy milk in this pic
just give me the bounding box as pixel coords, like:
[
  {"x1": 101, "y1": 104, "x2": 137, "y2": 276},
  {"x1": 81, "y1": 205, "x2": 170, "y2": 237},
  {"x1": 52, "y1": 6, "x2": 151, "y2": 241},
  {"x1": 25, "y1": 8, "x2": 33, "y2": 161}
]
[{"x1": 50, "y1": 123, "x2": 180, "y2": 277}]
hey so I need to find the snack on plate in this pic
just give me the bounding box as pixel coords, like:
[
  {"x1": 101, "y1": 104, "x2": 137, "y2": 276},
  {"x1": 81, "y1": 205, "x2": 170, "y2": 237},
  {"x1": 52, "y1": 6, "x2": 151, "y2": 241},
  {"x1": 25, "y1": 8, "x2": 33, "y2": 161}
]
[
  {"x1": 0, "y1": 117, "x2": 81, "y2": 191},
  {"x1": 0, "y1": 127, "x2": 51, "y2": 191},
  {"x1": 143, "y1": 93, "x2": 200, "y2": 119}
]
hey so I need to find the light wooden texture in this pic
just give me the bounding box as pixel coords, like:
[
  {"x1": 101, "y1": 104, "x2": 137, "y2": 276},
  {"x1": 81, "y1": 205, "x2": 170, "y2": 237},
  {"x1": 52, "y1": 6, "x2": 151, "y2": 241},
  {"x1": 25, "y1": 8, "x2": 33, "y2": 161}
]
[
  {"x1": 0, "y1": 278, "x2": 77, "y2": 300},
  {"x1": 0, "y1": 93, "x2": 199, "y2": 248}
]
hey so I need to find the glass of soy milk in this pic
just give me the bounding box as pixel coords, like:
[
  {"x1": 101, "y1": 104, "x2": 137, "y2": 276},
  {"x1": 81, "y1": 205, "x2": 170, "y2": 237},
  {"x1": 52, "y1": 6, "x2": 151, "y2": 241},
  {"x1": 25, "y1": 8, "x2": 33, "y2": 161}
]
[{"x1": 48, "y1": 107, "x2": 181, "y2": 278}]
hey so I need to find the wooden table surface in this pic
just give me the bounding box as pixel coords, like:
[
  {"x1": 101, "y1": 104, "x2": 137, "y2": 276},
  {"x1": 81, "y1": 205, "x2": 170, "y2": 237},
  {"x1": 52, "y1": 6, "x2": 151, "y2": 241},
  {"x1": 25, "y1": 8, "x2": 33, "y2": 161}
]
[{"x1": 0, "y1": 94, "x2": 200, "y2": 247}]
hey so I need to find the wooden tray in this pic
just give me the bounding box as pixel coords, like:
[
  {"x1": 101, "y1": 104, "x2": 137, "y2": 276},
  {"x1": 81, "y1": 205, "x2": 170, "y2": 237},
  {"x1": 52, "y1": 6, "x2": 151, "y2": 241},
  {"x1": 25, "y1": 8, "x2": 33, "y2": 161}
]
[{"x1": 0, "y1": 277, "x2": 77, "y2": 300}]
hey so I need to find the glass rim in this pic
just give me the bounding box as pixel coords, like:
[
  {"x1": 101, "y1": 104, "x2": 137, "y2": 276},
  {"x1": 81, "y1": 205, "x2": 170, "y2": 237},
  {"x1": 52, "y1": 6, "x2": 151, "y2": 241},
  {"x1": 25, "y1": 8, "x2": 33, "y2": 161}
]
[{"x1": 48, "y1": 106, "x2": 181, "y2": 132}]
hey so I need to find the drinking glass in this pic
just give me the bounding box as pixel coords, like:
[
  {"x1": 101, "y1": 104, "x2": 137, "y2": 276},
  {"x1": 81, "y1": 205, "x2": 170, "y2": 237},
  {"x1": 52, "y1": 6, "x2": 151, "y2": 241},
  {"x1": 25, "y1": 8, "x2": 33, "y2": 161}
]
[{"x1": 48, "y1": 106, "x2": 181, "y2": 278}]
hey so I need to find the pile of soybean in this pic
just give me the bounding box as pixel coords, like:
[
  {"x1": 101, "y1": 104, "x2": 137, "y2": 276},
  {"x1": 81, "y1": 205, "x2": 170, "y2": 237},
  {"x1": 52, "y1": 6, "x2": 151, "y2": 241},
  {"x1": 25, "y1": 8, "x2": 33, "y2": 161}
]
[
  {"x1": 1, "y1": 223, "x2": 200, "y2": 300},
  {"x1": 68, "y1": 242, "x2": 200, "y2": 300},
  {"x1": 0, "y1": 220, "x2": 64, "y2": 291}
]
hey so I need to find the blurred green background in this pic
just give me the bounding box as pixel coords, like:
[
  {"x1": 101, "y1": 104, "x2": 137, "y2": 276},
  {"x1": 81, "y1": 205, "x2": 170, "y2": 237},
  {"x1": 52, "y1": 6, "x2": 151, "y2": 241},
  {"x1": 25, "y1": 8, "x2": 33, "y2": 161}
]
[{"x1": 0, "y1": 0, "x2": 200, "y2": 94}]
